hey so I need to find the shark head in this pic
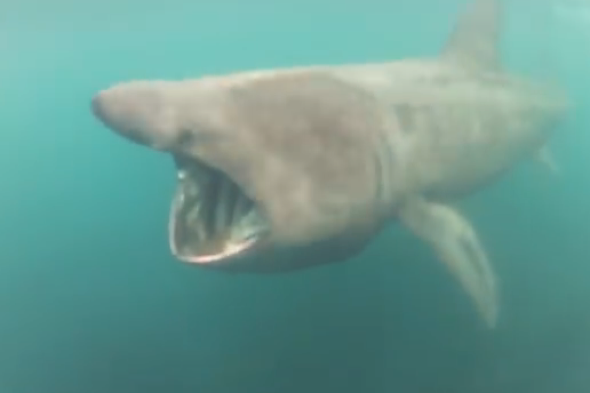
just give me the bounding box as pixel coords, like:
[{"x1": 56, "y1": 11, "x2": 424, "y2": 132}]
[
  {"x1": 92, "y1": 80, "x2": 271, "y2": 266},
  {"x1": 92, "y1": 74, "x2": 386, "y2": 270}
]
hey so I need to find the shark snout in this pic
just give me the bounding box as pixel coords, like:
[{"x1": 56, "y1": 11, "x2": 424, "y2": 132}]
[
  {"x1": 91, "y1": 81, "x2": 180, "y2": 150},
  {"x1": 91, "y1": 90, "x2": 111, "y2": 126},
  {"x1": 91, "y1": 87, "x2": 141, "y2": 138},
  {"x1": 91, "y1": 90, "x2": 129, "y2": 137}
]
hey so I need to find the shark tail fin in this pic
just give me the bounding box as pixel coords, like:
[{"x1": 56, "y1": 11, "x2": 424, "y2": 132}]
[{"x1": 442, "y1": 0, "x2": 502, "y2": 72}]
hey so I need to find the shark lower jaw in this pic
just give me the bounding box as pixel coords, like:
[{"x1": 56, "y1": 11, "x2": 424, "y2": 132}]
[{"x1": 168, "y1": 157, "x2": 270, "y2": 265}]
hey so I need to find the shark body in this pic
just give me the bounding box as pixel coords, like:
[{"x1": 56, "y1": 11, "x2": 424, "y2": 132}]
[{"x1": 91, "y1": 0, "x2": 569, "y2": 328}]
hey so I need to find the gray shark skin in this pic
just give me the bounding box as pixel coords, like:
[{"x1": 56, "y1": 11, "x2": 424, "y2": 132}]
[{"x1": 91, "y1": 0, "x2": 569, "y2": 329}]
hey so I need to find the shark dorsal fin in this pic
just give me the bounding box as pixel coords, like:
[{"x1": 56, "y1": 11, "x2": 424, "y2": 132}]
[{"x1": 442, "y1": 0, "x2": 502, "y2": 71}]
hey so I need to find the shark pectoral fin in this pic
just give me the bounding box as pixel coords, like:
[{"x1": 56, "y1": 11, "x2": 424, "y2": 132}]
[
  {"x1": 535, "y1": 145, "x2": 559, "y2": 175},
  {"x1": 398, "y1": 197, "x2": 499, "y2": 328}
]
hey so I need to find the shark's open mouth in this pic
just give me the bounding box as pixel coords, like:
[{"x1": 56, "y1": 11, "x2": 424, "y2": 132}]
[{"x1": 168, "y1": 156, "x2": 269, "y2": 264}]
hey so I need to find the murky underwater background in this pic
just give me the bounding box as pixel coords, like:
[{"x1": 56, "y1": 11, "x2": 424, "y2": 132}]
[{"x1": 1, "y1": 0, "x2": 590, "y2": 392}]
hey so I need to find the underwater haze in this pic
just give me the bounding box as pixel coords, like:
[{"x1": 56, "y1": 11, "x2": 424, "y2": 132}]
[{"x1": 1, "y1": 0, "x2": 590, "y2": 392}]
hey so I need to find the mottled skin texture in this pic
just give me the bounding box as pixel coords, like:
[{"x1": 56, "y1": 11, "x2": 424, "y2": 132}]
[{"x1": 91, "y1": 0, "x2": 569, "y2": 327}]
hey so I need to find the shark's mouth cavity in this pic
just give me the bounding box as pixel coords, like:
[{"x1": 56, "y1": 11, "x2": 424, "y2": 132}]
[{"x1": 169, "y1": 156, "x2": 269, "y2": 264}]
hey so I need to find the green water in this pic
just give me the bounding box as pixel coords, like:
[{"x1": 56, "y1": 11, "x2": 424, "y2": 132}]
[{"x1": 1, "y1": 1, "x2": 590, "y2": 392}]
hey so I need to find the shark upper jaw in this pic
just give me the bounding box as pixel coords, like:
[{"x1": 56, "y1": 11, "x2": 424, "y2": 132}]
[{"x1": 168, "y1": 154, "x2": 271, "y2": 265}]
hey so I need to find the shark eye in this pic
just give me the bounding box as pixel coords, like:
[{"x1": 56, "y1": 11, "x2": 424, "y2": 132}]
[
  {"x1": 176, "y1": 129, "x2": 195, "y2": 146},
  {"x1": 175, "y1": 127, "x2": 219, "y2": 147}
]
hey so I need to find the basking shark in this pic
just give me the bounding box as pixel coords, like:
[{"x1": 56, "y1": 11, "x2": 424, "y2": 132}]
[{"x1": 91, "y1": 0, "x2": 568, "y2": 328}]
